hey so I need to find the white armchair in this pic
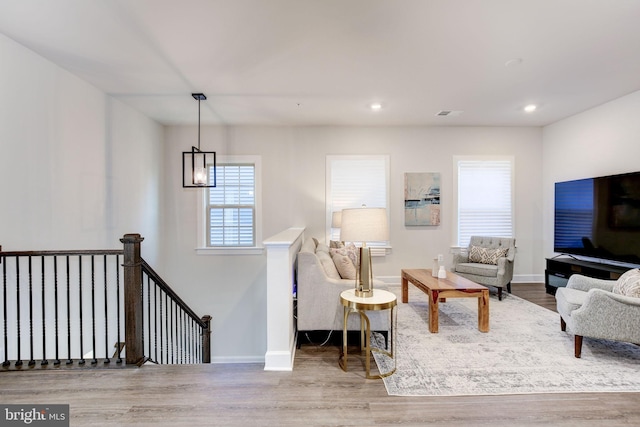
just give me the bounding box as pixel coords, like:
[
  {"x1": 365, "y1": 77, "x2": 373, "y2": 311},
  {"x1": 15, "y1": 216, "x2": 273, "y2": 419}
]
[{"x1": 555, "y1": 271, "x2": 640, "y2": 358}]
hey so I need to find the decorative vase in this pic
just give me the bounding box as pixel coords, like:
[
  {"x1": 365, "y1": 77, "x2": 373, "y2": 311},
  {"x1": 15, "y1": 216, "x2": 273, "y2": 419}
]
[
  {"x1": 438, "y1": 265, "x2": 446, "y2": 279},
  {"x1": 432, "y1": 258, "x2": 438, "y2": 277}
]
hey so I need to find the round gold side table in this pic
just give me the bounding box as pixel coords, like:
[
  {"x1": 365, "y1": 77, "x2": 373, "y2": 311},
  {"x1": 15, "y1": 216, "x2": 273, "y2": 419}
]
[{"x1": 339, "y1": 288, "x2": 397, "y2": 379}]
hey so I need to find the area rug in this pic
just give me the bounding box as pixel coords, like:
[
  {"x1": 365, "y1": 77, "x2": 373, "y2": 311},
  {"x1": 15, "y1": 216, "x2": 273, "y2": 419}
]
[{"x1": 372, "y1": 285, "x2": 640, "y2": 396}]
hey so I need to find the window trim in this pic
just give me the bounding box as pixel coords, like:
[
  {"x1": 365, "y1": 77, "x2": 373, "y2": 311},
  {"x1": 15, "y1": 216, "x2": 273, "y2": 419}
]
[
  {"x1": 196, "y1": 155, "x2": 263, "y2": 255},
  {"x1": 452, "y1": 155, "x2": 515, "y2": 248}
]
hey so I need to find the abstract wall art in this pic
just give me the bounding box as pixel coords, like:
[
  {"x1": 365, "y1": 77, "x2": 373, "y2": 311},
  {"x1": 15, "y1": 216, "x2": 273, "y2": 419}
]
[{"x1": 404, "y1": 172, "x2": 441, "y2": 226}]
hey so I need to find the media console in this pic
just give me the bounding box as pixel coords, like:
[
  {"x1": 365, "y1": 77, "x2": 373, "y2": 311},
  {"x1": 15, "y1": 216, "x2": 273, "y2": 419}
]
[{"x1": 545, "y1": 257, "x2": 629, "y2": 295}]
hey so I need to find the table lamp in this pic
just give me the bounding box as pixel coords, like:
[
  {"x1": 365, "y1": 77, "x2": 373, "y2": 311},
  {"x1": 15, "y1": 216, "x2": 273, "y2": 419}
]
[
  {"x1": 340, "y1": 207, "x2": 389, "y2": 297},
  {"x1": 331, "y1": 211, "x2": 342, "y2": 228}
]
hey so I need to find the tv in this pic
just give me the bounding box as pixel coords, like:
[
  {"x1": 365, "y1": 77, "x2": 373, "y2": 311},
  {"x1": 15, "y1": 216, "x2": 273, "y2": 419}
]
[{"x1": 554, "y1": 171, "x2": 640, "y2": 266}]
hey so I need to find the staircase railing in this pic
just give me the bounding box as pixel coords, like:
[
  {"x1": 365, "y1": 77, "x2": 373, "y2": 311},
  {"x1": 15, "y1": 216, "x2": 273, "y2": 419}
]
[
  {"x1": 0, "y1": 234, "x2": 211, "y2": 370},
  {"x1": 140, "y1": 260, "x2": 211, "y2": 364}
]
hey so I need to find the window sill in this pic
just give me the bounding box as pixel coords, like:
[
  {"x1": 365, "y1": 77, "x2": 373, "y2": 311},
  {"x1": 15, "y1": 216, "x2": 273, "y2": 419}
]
[
  {"x1": 370, "y1": 246, "x2": 392, "y2": 257},
  {"x1": 196, "y1": 247, "x2": 265, "y2": 256}
]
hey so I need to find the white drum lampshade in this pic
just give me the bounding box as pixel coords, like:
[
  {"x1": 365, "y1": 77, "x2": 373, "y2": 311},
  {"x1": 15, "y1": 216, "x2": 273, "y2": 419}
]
[{"x1": 340, "y1": 207, "x2": 389, "y2": 297}]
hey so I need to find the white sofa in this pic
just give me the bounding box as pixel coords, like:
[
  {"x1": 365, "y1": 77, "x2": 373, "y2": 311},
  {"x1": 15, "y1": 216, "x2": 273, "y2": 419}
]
[{"x1": 296, "y1": 237, "x2": 389, "y2": 343}]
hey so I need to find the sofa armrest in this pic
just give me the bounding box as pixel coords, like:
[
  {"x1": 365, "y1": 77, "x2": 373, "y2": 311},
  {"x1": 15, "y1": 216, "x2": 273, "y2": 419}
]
[
  {"x1": 571, "y1": 288, "x2": 640, "y2": 342},
  {"x1": 566, "y1": 274, "x2": 615, "y2": 292},
  {"x1": 452, "y1": 252, "x2": 469, "y2": 269},
  {"x1": 496, "y1": 256, "x2": 513, "y2": 278}
]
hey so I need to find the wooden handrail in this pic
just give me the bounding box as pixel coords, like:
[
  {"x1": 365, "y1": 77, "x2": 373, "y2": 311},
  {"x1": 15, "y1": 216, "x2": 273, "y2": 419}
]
[{"x1": 0, "y1": 249, "x2": 123, "y2": 257}]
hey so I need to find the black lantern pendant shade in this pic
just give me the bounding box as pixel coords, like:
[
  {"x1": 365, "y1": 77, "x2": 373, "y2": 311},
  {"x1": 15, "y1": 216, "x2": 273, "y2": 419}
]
[{"x1": 182, "y1": 93, "x2": 216, "y2": 188}]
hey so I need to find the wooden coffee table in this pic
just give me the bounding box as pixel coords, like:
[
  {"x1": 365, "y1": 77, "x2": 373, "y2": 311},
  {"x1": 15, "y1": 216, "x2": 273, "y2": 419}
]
[{"x1": 401, "y1": 269, "x2": 489, "y2": 333}]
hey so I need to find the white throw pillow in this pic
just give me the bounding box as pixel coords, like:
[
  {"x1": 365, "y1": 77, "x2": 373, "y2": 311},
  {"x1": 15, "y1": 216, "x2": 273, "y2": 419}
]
[
  {"x1": 316, "y1": 250, "x2": 341, "y2": 280},
  {"x1": 613, "y1": 268, "x2": 640, "y2": 298},
  {"x1": 332, "y1": 253, "x2": 357, "y2": 280}
]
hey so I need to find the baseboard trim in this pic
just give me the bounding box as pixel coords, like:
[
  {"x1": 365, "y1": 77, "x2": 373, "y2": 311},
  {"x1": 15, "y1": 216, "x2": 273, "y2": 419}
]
[
  {"x1": 211, "y1": 355, "x2": 265, "y2": 364},
  {"x1": 512, "y1": 274, "x2": 544, "y2": 283}
]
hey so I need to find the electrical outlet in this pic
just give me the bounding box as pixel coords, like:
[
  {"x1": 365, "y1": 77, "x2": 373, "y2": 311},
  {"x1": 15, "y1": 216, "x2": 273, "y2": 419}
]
[{"x1": 437, "y1": 254, "x2": 444, "y2": 263}]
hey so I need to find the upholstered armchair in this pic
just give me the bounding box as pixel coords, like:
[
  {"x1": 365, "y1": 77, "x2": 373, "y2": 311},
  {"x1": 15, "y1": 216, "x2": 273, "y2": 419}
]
[
  {"x1": 452, "y1": 236, "x2": 516, "y2": 300},
  {"x1": 555, "y1": 271, "x2": 640, "y2": 358}
]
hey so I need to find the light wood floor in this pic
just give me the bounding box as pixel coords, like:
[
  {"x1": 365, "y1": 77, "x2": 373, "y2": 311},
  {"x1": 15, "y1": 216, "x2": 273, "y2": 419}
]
[{"x1": 1, "y1": 283, "x2": 638, "y2": 426}]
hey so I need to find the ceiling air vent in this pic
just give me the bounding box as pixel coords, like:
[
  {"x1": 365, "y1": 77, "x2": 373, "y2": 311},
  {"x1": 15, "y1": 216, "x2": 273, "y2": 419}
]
[{"x1": 435, "y1": 110, "x2": 463, "y2": 117}]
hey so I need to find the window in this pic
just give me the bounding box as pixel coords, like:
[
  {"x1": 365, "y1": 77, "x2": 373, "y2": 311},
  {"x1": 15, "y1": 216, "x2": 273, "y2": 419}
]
[
  {"x1": 326, "y1": 155, "x2": 390, "y2": 249},
  {"x1": 453, "y1": 156, "x2": 514, "y2": 248},
  {"x1": 197, "y1": 156, "x2": 261, "y2": 254}
]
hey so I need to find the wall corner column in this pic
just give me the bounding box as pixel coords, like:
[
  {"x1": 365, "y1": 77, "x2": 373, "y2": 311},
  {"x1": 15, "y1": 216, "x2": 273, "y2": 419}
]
[{"x1": 263, "y1": 227, "x2": 304, "y2": 371}]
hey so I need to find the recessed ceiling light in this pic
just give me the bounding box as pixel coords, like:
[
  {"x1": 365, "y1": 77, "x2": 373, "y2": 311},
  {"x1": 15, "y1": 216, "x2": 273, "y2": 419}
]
[
  {"x1": 370, "y1": 103, "x2": 382, "y2": 111},
  {"x1": 505, "y1": 58, "x2": 523, "y2": 68},
  {"x1": 524, "y1": 104, "x2": 537, "y2": 113}
]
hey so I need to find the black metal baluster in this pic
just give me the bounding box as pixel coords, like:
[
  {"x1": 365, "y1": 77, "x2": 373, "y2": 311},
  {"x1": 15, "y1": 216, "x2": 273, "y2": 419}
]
[
  {"x1": 41, "y1": 256, "x2": 48, "y2": 365},
  {"x1": 140, "y1": 273, "x2": 145, "y2": 361},
  {"x1": 116, "y1": 254, "x2": 122, "y2": 363},
  {"x1": 103, "y1": 255, "x2": 109, "y2": 364},
  {"x1": 186, "y1": 317, "x2": 191, "y2": 363},
  {"x1": 198, "y1": 320, "x2": 202, "y2": 363},
  {"x1": 90, "y1": 256, "x2": 97, "y2": 365},
  {"x1": 175, "y1": 304, "x2": 178, "y2": 364},
  {"x1": 78, "y1": 256, "x2": 85, "y2": 365},
  {"x1": 28, "y1": 256, "x2": 35, "y2": 367},
  {"x1": 53, "y1": 256, "x2": 60, "y2": 365},
  {"x1": 170, "y1": 299, "x2": 174, "y2": 363},
  {"x1": 154, "y1": 282, "x2": 158, "y2": 363},
  {"x1": 194, "y1": 318, "x2": 198, "y2": 363},
  {"x1": 2, "y1": 256, "x2": 9, "y2": 367},
  {"x1": 66, "y1": 256, "x2": 72, "y2": 365},
  {"x1": 184, "y1": 316, "x2": 188, "y2": 363},
  {"x1": 165, "y1": 293, "x2": 169, "y2": 363},
  {"x1": 15, "y1": 256, "x2": 22, "y2": 367},
  {"x1": 159, "y1": 285, "x2": 163, "y2": 363},
  {"x1": 147, "y1": 275, "x2": 151, "y2": 359},
  {"x1": 191, "y1": 318, "x2": 195, "y2": 363},
  {"x1": 180, "y1": 310, "x2": 184, "y2": 364},
  {"x1": 182, "y1": 311, "x2": 186, "y2": 364},
  {"x1": 174, "y1": 303, "x2": 178, "y2": 363}
]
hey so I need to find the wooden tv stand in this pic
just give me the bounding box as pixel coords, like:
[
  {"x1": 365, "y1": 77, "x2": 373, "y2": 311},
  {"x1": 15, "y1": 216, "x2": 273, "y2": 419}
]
[{"x1": 545, "y1": 257, "x2": 629, "y2": 295}]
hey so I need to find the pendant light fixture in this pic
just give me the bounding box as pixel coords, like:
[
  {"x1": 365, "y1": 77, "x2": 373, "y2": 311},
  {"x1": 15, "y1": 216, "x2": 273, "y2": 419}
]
[{"x1": 182, "y1": 93, "x2": 216, "y2": 188}]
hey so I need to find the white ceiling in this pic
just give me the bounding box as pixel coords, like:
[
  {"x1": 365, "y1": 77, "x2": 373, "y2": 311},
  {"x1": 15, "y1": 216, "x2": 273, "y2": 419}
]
[{"x1": 1, "y1": 0, "x2": 640, "y2": 127}]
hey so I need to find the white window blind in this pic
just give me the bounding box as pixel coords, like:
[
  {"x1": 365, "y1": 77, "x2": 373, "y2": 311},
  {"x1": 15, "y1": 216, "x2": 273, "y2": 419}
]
[
  {"x1": 326, "y1": 155, "x2": 389, "y2": 246},
  {"x1": 207, "y1": 164, "x2": 255, "y2": 247},
  {"x1": 456, "y1": 158, "x2": 514, "y2": 248}
]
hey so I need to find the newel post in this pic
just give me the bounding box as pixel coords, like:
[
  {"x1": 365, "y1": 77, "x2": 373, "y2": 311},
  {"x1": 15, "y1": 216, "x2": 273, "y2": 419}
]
[
  {"x1": 121, "y1": 233, "x2": 145, "y2": 365},
  {"x1": 201, "y1": 315, "x2": 212, "y2": 363}
]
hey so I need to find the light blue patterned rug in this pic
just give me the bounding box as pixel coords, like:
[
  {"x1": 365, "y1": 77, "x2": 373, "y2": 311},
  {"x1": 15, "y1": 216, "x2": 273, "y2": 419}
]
[{"x1": 372, "y1": 285, "x2": 640, "y2": 396}]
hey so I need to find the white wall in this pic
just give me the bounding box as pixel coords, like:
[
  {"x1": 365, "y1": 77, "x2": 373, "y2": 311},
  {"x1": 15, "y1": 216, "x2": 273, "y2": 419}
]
[
  {"x1": 162, "y1": 125, "x2": 544, "y2": 362},
  {"x1": 542, "y1": 90, "x2": 640, "y2": 261},
  {"x1": 0, "y1": 34, "x2": 164, "y2": 362},
  {"x1": 0, "y1": 34, "x2": 163, "y2": 262}
]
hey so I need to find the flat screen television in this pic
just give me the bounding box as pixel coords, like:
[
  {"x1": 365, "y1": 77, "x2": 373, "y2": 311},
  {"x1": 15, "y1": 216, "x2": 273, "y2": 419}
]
[{"x1": 554, "y1": 171, "x2": 640, "y2": 265}]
